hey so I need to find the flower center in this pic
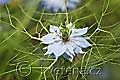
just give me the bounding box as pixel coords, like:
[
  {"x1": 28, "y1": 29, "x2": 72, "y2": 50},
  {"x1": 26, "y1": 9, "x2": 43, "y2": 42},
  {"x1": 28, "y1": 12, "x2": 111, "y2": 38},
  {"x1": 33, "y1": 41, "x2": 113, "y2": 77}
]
[
  {"x1": 62, "y1": 36, "x2": 69, "y2": 42},
  {"x1": 61, "y1": 28, "x2": 70, "y2": 42}
]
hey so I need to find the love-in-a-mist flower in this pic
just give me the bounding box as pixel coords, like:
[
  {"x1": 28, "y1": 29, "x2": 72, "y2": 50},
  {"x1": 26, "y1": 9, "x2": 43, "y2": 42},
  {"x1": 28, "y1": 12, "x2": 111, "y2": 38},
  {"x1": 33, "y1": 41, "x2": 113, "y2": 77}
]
[
  {"x1": 41, "y1": 23, "x2": 91, "y2": 62},
  {"x1": 40, "y1": 0, "x2": 80, "y2": 12}
]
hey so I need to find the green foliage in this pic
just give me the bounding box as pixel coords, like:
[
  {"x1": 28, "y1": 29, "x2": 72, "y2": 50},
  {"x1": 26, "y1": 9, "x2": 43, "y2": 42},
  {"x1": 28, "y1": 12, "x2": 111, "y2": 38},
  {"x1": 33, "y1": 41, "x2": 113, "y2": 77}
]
[{"x1": 0, "y1": 0, "x2": 120, "y2": 80}]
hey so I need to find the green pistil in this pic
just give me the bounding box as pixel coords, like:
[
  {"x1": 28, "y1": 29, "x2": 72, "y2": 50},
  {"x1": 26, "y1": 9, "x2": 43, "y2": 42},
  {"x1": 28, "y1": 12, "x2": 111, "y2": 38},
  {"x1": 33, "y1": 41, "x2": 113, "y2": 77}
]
[{"x1": 61, "y1": 28, "x2": 69, "y2": 42}]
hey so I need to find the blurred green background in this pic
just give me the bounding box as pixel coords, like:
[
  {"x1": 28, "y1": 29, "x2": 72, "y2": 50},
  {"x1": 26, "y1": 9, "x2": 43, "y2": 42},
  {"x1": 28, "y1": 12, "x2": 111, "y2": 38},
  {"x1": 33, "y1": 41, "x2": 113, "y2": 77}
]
[{"x1": 0, "y1": 0, "x2": 120, "y2": 80}]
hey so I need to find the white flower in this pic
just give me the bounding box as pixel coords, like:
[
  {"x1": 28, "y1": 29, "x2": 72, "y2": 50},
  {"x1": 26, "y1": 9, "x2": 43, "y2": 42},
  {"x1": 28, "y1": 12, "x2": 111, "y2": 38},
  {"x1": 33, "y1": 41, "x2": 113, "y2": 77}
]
[
  {"x1": 40, "y1": 0, "x2": 80, "y2": 12},
  {"x1": 41, "y1": 23, "x2": 91, "y2": 62}
]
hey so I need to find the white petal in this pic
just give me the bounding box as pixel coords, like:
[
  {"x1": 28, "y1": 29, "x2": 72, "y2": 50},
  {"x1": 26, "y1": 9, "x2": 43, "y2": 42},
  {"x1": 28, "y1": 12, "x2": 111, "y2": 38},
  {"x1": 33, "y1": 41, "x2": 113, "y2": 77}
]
[
  {"x1": 53, "y1": 8, "x2": 59, "y2": 12},
  {"x1": 41, "y1": 33, "x2": 61, "y2": 44},
  {"x1": 40, "y1": 0, "x2": 79, "y2": 12},
  {"x1": 63, "y1": 50, "x2": 74, "y2": 62},
  {"x1": 45, "y1": 44, "x2": 54, "y2": 55},
  {"x1": 69, "y1": 0, "x2": 80, "y2": 3},
  {"x1": 70, "y1": 27, "x2": 88, "y2": 37},
  {"x1": 70, "y1": 42, "x2": 83, "y2": 54},
  {"x1": 66, "y1": 42, "x2": 75, "y2": 56},
  {"x1": 67, "y1": 2, "x2": 76, "y2": 9},
  {"x1": 74, "y1": 45, "x2": 83, "y2": 54},
  {"x1": 71, "y1": 36, "x2": 92, "y2": 48},
  {"x1": 49, "y1": 25, "x2": 60, "y2": 33},
  {"x1": 61, "y1": 5, "x2": 66, "y2": 11},
  {"x1": 50, "y1": 41, "x2": 66, "y2": 57}
]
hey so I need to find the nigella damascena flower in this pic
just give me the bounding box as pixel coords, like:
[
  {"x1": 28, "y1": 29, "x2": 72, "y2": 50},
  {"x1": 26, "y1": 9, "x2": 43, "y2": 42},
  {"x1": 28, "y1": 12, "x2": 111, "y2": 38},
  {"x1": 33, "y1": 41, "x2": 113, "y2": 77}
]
[
  {"x1": 0, "y1": 0, "x2": 8, "y2": 4},
  {"x1": 40, "y1": 0, "x2": 80, "y2": 12},
  {"x1": 41, "y1": 23, "x2": 91, "y2": 62}
]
